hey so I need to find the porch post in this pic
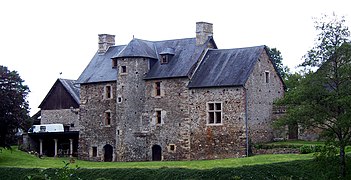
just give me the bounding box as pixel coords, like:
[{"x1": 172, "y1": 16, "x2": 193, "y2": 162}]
[
  {"x1": 39, "y1": 139, "x2": 43, "y2": 155},
  {"x1": 69, "y1": 139, "x2": 73, "y2": 157},
  {"x1": 54, "y1": 139, "x2": 58, "y2": 157}
]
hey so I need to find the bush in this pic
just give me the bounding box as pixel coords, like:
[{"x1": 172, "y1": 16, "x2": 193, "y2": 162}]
[
  {"x1": 313, "y1": 145, "x2": 338, "y2": 162},
  {"x1": 299, "y1": 145, "x2": 313, "y2": 154}
]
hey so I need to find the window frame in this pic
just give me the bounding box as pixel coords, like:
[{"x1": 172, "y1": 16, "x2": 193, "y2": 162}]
[
  {"x1": 155, "y1": 81, "x2": 161, "y2": 97},
  {"x1": 265, "y1": 71, "x2": 270, "y2": 83},
  {"x1": 168, "y1": 144, "x2": 176, "y2": 152},
  {"x1": 160, "y1": 55, "x2": 168, "y2": 64},
  {"x1": 155, "y1": 110, "x2": 162, "y2": 124},
  {"x1": 120, "y1": 65, "x2": 127, "y2": 74},
  {"x1": 104, "y1": 85, "x2": 113, "y2": 99},
  {"x1": 104, "y1": 111, "x2": 111, "y2": 126},
  {"x1": 207, "y1": 102, "x2": 223, "y2": 125},
  {"x1": 92, "y1": 146, "x2": 97, "y2": 157},
  {"x1": 112, "y1": 59, "x2": 117, "y2": 69}
]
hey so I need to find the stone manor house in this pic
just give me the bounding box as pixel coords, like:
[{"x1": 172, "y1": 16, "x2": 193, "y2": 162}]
[{"x1": 30, "y1": 22, "x2": 285, "y2": 162}]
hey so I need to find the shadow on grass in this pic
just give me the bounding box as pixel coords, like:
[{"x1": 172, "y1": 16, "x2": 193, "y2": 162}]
[{"x1": 0, "y1": 158, "x2": 349, "y2": 180}]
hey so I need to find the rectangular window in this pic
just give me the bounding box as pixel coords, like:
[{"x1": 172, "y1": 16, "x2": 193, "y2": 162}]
[
  {"x1": 105, "y1": 85, "x2": 112, "y2": 99},
  {"x1": 155, "y1": 82, "x2": 161, "y2": 96},
  {"x1": 112, "y1": 59, "x2": 117, "y2": 69},
  {"x1": 120, "y1": 66, "x2": 127, "y2": 74},
  {"x1": 169, "y1": 144, "x2": 176, "y2": 152},
  {"x1": 207, "y1": 102, "x2": 222, "y2": 125},
  {"x1": 161, "y1": 55, "x2": 168, "y2": 64},
  {"x1": 265, "y1": 71, "x2": 270, "y2": 83},
  {"x1": 105, "y1": 111, "x2": 111, "y2": 126},
  {"x1": 92, "y1": 147, "x2": 97, "y2": 157},
  {"x1": 156, "y1": 110, "x2": 162, "y2": 124}
]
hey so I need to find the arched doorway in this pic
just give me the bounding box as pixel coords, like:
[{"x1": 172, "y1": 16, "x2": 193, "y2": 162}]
[
  {"x1": 152, "y1": 145, "x2": 162, "y2": 161},
  {"x1": 103, "y1": 144, "x2": 113, "y2": 162}
]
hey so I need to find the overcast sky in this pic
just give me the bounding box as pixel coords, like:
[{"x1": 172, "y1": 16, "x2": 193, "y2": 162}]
[{"x1": 1, "y1": 0, "x2": 350, "y2": 115}]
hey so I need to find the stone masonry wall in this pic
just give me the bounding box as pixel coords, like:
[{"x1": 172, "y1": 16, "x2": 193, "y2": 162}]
[
  {"x1": 41, "y1": 109, "x2": 80, "y2": 131},
  {"x1": 115, "y1": 57, "x2": 149, "y2": 161},
  {"x1": 78, "y1": 82, "x2": 117, "y2": 161},
  {"x1": 245, "y1": 51, "x2": 285, "y2": 144},
  {"x1": 189, "y1": 87, "x2": 247, "y2": 159},
  {"x1": 143, "y1": 78, "x2": 191, "y2": 161}
]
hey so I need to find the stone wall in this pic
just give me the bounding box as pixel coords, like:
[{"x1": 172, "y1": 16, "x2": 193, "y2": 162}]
[
  {"x1": 189, "y1": 87, "x2": 247, "y2": 159},
  {"x1": 115, "y1": 57, "x2": 149, "y2": 161},
  {"x1": 41, "y1": 109, "x2": 80, "y2": 131},
  {"x1": 143, "y1": 78, "x2": 191, "y2": 160},
  {"x1": 245, "y1": 50, "x2": 285, "y2": 144},
  {"x1": 78, "y1": 82, "x2": 117, "y2": 161}
]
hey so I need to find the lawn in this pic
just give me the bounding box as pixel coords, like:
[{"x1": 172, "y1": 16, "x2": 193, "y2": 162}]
[
  {"x1": 267, "y1": 140, "x2": 325, "y2": 146},
  {"x1": 0, "y1": 147, "x2": 312, "y2": 169},
  {"x1": 0, "y1": 144, "x2": 350, "y2": 179}
]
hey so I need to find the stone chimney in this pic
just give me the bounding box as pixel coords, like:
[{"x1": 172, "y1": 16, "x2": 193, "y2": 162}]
[
  {"x1": 196, "y1": 22, "x2": 213, "y2": 46},
  {"x1": 98, "y1": 34, "x2": 115, "y2": 54}
]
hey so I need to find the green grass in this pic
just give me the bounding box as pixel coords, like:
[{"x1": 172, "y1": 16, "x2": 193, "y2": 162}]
[
  {"x1": 1, "y1": 146, "x2": 350, "y2": 179},
  {"x1": 266, "y1": 140, "x2": 325, "y2": 146},
  {"x1": 0, "y1": 147, "x2": 312, "y2": 169}
]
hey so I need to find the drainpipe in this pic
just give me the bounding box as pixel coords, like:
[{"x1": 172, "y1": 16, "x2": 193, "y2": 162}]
[{"x1": 244, "y1": 86, "x2": 249, "y2": 157}]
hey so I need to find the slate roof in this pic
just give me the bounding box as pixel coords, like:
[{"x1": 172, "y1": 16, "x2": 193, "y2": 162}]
[
  {"x1": 76, "y1": 46, "x2": 125, "y2": 84},
  {"x1": 188, "y1": 46, "x2": 265, "y2": 88},
  {"x1": 38, "y1": 78, "x2": 80, "y2": 108},
  {"x1": 59, "y1": 79, "x2": 80, "y2": 104},
  {"x1": 113, "y1": 39, "x2": 158, "y2": 59},
  {"x1": 77, "y1": 38, "x2": 209, "y2": 83},
  {"x1": 144, "y1": 38, "x2": 207, "y2": 79}
]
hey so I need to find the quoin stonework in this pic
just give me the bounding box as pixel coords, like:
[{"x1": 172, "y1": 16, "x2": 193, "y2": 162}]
[{"x1": 29, "y1": 22, "x2": 285, "y2": 161}]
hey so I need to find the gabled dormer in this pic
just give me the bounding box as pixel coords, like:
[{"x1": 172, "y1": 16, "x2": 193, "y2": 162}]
[{"x1": 159, "y1": 48, "x2": 175, "y2": 64}]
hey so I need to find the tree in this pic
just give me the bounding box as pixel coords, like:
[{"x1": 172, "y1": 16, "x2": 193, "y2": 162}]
[
  {"x1": 277, "y1": 14, "x2": 351, "y2": 177},
  {"x1": 266, "y1": 46, "x2": 290, "y2": 79},
  {"x1": 0, "y1": 65, "x2": 30, "y2": 149}
]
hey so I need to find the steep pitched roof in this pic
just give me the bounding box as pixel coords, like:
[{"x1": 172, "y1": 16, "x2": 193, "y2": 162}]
[
  {"x1": 77, "y1": 37, "x2": 210, "y2": 83},
  {"x1": 188, "y1": 46, "x2": 265, "y2": 88},
  {"x1": 144, "y1": 38, "x2": 208, "y2": 79},
  {"x1": 59, "y1": 79, "x2": 80, "y2": 104},
  {"x1": 76, "y1": 46, "x2": 125, "y2": 84},
  {"x1": 38, "y1": 78, "x2": 80, "y2": 108},
  {"x1": 113, "y1": 39, "x2": 158, "y2": 59}
]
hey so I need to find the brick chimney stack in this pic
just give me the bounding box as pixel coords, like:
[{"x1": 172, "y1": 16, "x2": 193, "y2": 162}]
[
  {"x1": 98, "y1": 34, "x2": 115, "y2": 54},
  {"x1": 196, "y1": 22, "x2": 213, "y2": 46}
]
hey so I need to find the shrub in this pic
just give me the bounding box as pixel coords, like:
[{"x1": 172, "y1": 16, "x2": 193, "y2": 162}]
[
  {"x1": 313, "y1": 145, "x2": 338, "y2": 162},
  {"x1": 300, "y1": 145, "x2": 313, "y2": 154}
]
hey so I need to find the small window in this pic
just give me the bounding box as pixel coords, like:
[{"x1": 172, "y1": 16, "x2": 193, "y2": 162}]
[
  {"x1": 117, "y1": 96, "x2": 122, "y2": 103},
  {"x1": 120, "y1": 66, "x2": 127, "y2": 74},
  {"x1": 265, "y1": 71, "x2": 270, "y2": 83},
  {"x1": 169, "y1": 144, "x2": 176, "y2": 152},
  {"x1": 155, "y1": 82, "x2": 161, "y2": 96},
  {"x1": 207, "y1": 102, "x2": 222, "y2": 125},
  {"x1": 112, "y1": 59, "x2": 117, "y2": 69},
  {"x1": 104, "y1": 85, "x2": 112, "y2": 99},
  {"x1": 156, "y1": 110, "x2": 162, "y2": 124},
  {"x1": 70, "y1": 123, "x2": 74, "y2": 127},
  {"x1": 92, "y1": 147, "x2": 97, "y2": 157},
  {"x1": 40, "y1": 126, "x2": 46, "y2": 132},
  {"x1": 161, "y1": 55, "x2": 168, "y2": 64},
  {"x1": 105, "y1": 111, "x2": 111, "y2": 126}
]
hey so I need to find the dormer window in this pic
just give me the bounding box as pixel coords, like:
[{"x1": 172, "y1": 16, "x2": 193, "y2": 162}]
[
  {"x1": 161, "y1": 55, "x2": 169, "y2": 64},
  {"x1": 112, "y1": 59, "x2": 117, "y2": 69},
  {"x1": 159, "y1": 48, "x2": 175, "y2": 65}
]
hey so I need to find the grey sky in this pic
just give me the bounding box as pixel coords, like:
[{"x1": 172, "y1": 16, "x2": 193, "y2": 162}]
[{"x1": 0, "y1": 0, "x2": 350, "y2": 115}]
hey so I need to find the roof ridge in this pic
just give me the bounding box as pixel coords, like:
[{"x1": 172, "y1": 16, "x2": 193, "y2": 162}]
[{"x1": 207, "y1": 45, "x2": 265, "y2": 51}]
